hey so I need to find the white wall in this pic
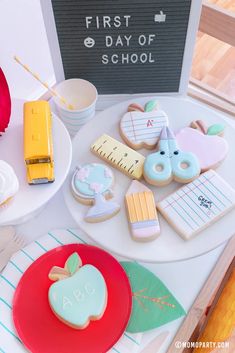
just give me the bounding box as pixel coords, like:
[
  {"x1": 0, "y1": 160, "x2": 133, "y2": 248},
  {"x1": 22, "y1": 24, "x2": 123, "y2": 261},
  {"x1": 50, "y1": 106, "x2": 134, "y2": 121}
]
[{"x1": 0, "y1": 0, "x2": 55, "y2": 100}]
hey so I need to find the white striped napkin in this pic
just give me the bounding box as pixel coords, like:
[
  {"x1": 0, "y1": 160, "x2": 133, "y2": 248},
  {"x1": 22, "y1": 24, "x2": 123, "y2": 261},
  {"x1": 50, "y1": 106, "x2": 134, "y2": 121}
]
[{"x1": 0, "y1": 228, "x2": 142, "y2": 353}]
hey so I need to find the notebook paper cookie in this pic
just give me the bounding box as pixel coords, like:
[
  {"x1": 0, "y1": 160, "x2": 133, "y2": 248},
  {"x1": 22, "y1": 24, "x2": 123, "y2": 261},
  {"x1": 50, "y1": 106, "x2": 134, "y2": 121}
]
[
  {"x1": 125, "y1": 180, "x2": 160, "y2": 242},
  {"x1": 91, "y1": 134, "x2": 145, "y2": 180},
  {"x1": 157, "y1": 170, "x2": 235, "y2": 240}
]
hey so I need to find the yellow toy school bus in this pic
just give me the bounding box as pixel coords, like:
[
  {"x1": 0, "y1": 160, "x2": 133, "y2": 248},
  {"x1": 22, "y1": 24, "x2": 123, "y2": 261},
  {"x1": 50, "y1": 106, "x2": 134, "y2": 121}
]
[{"x1": 24, "y1": 101, "x2": 55, "y2": 184}]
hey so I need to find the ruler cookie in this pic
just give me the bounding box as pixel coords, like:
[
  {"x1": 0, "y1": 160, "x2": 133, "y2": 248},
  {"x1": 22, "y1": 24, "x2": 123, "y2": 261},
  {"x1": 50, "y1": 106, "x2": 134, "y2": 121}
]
[
  {"x1": 91, "y1": 134, "x2": 145, "y2": 180},
  {"x1": 157, "y1": 170, "x2": 235, "y2": 240},
  {"x1": 125, "y1": 180, "x2": 160, "y2": 242}
]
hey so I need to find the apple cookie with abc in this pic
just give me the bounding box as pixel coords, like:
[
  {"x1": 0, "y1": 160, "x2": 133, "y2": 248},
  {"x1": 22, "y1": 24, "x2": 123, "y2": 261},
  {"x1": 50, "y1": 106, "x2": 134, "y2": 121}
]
[{"x1": 48, "y1": 252, "x2": 107, "y2": 329}]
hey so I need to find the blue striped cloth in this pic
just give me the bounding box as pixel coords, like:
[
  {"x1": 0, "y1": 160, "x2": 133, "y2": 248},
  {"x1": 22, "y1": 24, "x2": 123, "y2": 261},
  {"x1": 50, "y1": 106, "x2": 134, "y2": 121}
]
[{"x1": 0, "y1": 228, "x2": 142, "y2": 353}]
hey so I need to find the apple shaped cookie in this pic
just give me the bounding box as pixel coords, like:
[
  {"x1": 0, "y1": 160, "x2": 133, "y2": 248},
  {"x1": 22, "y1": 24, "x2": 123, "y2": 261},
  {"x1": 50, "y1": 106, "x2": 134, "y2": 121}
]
[
  {"x1": 48, "y1": 252, "x2": 107, "y2": 329},
  {"x1": 120, "y1": 99, "x2": 168, "y2": 150},
  {"x1": 176, "y1": 124, "x2": 228, "y2": 172}
]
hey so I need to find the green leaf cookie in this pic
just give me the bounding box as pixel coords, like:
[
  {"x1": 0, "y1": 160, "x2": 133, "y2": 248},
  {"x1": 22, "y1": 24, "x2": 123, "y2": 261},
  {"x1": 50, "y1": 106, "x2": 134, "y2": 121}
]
[
  {"x1": 144, "y1": 100, "x2": 158, "y2": 112},
  {"x1": 65, "y1": 252, "x2": 82, "y2": 275},
  {"x1": 121, "y1": 262, "x2": 186, "y2": 333},
  {"x1": 207, "y1": 124, "x2": 225, "y2": 136}
]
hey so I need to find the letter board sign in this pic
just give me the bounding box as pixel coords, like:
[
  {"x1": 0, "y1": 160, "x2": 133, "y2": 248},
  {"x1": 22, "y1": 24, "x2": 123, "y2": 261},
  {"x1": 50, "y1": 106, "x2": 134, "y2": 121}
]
[{"x1": 42, "y1": 0, "x2": 202, "y2": 95}]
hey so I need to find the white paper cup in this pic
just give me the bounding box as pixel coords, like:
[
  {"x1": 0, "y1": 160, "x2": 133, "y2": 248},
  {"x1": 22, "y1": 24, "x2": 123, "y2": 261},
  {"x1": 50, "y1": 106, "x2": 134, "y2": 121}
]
[{"x1": 53, "y1": 79, "x2": 98, "y2": 137}]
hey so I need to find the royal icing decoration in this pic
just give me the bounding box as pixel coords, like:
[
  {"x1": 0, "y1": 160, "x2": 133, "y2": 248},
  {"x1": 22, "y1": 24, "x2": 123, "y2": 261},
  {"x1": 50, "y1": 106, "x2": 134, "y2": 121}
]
[
  {"x1": 190, "y1": 120, "x2": 208, "y2": 135},
  {"x1": 120, "y1": 100, "x2": 168, "y2": 150},
  {"x1": 125, "y1": 180, "x2": 160, "y2": 242},
  {"x1": 127, "y1": 103, "x2": 144, "y2": 113},
  {"x1": 48, "y1": 252, "x2": 107, "y2": 329},
  {"x1": 190, "y1": 120, "x2": 225, "y2": 137},
  {"x1": 157, "y1": 170, "x2": 235, "y2": 240},
  {"x1": 207, "y1": 123, "x2": 225, "y2": 136},
  {"x1": 121, "y1": 262, "x2": 185, "y2": 333},
  {"x1": 144, "y1": 127, "x2": 200, "y2": 186},
  {"x1": 176, "y1": 127, "x2": 228, "y2": 172},
  {"x1": 144, "y1": 100, "x2": 158, "y2": 112},
  {"x1": 91, "y1": 134, "x2": 145, "y2": 180},
  {"x1": 71, "y1": 163, "x2": 120, "y2": 222},
  {"x1": 0, "y1": 160, "x2": 19, "y2": 206}
]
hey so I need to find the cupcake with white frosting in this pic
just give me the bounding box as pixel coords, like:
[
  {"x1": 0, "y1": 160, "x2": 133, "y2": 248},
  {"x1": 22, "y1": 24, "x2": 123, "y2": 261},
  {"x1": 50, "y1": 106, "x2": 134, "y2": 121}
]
[{"x1": 0, "y1": 160, "x2": 19, "y2": 207}]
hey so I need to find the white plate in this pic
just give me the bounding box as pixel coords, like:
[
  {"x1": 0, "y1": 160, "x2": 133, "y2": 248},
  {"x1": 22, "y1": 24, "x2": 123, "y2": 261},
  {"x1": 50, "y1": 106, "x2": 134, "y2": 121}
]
[
  {"x1": 63, "y1": 96, "x2": 235, "y2": 263},
  {"x1": 0, "y1": 99, "x2": 72, "y2": 225}
]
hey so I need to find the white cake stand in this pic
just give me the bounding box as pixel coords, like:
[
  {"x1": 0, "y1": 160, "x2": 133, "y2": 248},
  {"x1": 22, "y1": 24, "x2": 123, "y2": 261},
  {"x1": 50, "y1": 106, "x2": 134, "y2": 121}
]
[
  {"x1": 63, "y1": 96, "x2": 235, "y2": 263},
  {"x1": 0, "y1": 99, "x2": 72, "y2": 225}
]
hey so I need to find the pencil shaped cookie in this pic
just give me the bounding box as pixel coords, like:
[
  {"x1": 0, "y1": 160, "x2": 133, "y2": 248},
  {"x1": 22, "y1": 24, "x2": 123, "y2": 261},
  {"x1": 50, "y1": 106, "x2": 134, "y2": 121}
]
[
  {"x1": 157, "y1": 170, "x2": 235, "y2": 240},
  {"x1": 91, "y1": 134, "x2": 145, "y2": 180},
  {"x1": 125, "y1": 180, "x2": 160, "y2": 241}
]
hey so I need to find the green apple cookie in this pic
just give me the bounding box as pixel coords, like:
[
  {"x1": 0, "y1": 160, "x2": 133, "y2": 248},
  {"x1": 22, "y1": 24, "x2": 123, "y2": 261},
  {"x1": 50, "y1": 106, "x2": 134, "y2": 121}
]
[{"x1": 48, "y1": 252, "x2": 107, "y2": 329}]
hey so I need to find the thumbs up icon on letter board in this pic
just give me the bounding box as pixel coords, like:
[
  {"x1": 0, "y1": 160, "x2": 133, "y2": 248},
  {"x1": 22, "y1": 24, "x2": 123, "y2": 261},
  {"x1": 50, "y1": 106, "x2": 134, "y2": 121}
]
[{"x1": 154, "y1": 10, "x2": 166, "y2": 23}]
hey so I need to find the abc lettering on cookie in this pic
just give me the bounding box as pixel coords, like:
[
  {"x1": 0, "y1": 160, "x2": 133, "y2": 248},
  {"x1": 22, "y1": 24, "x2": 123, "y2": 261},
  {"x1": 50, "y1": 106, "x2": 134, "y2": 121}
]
[{"x1": 48, "y1": 252, "x2": 107, "y2": 329}]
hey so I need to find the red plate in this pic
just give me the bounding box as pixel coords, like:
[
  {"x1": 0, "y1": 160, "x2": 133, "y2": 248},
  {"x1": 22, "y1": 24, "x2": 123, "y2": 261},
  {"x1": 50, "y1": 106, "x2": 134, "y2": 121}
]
[{"x1": 13, "y1": 244, "x2": 132, "y2": 353}]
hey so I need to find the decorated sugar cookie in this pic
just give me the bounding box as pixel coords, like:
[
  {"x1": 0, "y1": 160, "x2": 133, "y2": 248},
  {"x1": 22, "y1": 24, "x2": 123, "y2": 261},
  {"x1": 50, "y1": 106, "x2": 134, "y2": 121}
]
[
  {"x1": 120, "y1": 99, "x2": 168, "y2": 150},
  {"x1": 157, "y1": 170, "x2": 235, "y2": 240},
  {"x1": 125, "y1": 180, "x2": 160, "y2": 242},
  {"x1": 71, "y1": 163, "x2": 120, "y2": 222},
  {"x1": 121, "y1": 262, "x2": 185, "y2": 333},
  {"x1": 176, "y1": 122, "x2": 228, "y2": 172},
  {"x1": 48, "y1": 252, "x2": 107, "y2": 329},
  {"x1": 0, "y1": 160, "x2": 19, "y2": 207},
  {"x1": 144, "y1": 127, "x2": 200, "y2": 186},
  {"x1": 91, "y1": 134, "x2": 145, "y2": 180}
]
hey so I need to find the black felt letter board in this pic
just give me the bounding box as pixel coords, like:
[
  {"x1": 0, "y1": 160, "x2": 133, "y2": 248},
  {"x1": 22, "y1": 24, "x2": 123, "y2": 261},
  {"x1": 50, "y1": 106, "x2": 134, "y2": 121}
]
[{"x1": 51, "y1": 0, "x2": 192, "y2": 94}]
